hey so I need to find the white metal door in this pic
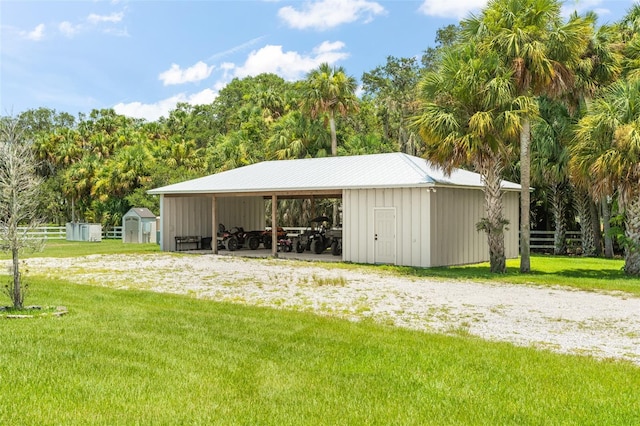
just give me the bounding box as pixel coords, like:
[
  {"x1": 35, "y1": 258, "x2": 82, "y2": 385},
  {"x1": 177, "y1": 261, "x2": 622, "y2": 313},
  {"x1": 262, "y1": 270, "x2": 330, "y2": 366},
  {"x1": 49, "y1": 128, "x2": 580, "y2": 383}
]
[{"x1": 374, "y1": 208, "x2": 396, "y2": 264}]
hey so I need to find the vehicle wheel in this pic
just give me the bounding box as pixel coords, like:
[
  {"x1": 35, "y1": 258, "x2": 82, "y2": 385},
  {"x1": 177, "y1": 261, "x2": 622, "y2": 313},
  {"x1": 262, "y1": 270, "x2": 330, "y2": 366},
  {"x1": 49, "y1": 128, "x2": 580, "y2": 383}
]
[
  {"x1": 331, "y1": 240, "x2": 341, "y2": 256},
  {"x1": 295, "y1": 239, "x2": 305, "y2": 253},
  {"x1": 226, "y1": 236, "x2": 238, "y2": 251},
  {"x1": 264, "y1": 237, "x2": 272, "y2": 249},
  {"x1": 248, "y1": 236, "x2": 260, "y2": 250},
  {"x1": 313, "y1": 238, "x2": 325, "y2": 254}
]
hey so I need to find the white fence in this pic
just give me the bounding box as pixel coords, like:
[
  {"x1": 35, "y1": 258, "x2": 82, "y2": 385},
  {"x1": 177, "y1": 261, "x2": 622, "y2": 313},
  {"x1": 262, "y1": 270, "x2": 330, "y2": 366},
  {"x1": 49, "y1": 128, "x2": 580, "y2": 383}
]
[
  {"x1": 103, "y1": 227, "x2": 123, "y2": 239},
  {"x1": 9, "y1": 226, "x2": 579, "y2": 248},
  {"x1": 13, "y1": 225, "x2": 124, "y2": 240}
]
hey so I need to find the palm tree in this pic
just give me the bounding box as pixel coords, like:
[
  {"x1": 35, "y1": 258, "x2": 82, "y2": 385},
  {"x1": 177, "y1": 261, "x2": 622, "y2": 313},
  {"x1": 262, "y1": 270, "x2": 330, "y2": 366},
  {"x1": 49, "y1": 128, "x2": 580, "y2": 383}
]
[
  {"x1": 531, "y1": 97, "x2": 573, "y2": 255},
  {"x1": 62, "y1": 154, "x2": 98, "y2": 222},
  {"x1": 361, "y1": 56, "x2": 422, "y2": 155},
  {"x1": 415, "y1": 43, "x2": 531, "y2": 273},
  {"x1": 266, "y1": 111, "x2": 331, "y2": 160},
  {"x1": 568, "y1": 16, "x2": 622, "y2": 258},
  {"x1": 572, "y1": 78, "x2": 640, "y2": 274},
  {"x1": 462, "y1": 0, "x2": 592, "y2": 272},
  {"x1": 618, "y1": 4, "x2": 640, "y2": 81},
  {"x1": 301, "y1": 63, "x2": 358, "y2": 156}
]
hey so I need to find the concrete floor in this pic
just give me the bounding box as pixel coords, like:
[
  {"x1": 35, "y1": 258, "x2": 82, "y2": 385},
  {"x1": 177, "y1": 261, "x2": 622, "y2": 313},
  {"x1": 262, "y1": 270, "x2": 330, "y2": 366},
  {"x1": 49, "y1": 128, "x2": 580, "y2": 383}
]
[{"x1": 180, "y1": 247, "x2": 343, "y2": 263}]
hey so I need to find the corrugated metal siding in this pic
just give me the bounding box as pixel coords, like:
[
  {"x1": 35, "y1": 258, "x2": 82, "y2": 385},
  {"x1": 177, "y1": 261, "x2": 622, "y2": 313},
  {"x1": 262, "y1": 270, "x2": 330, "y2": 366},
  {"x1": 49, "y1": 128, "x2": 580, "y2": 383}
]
[
  {"x1": 162, "y1": 196, "x2": 212, "y2": 251},
  {"x1": 429, "y1": 188, "x2": 488, "y2": 267},
  {"x1": 503, "y1": 192, "x2": 520, "y2": 258},
  {"x1": 344, "y1": 188, "x2": 431, "y2": 267},
  {"x1": 428, "y1": 188, "x2": 520, "y2": 266},
  {"x1": 161, "y1": 196, "x2": 265, "y2": 251},
  {"x1": 217, "y1": 197, "x2": 265, "y2": 232}
]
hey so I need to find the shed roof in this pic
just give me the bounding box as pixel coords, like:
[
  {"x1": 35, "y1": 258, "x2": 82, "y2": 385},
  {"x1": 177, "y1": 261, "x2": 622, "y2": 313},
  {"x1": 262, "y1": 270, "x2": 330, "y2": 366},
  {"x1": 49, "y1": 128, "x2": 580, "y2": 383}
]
[
  {"x1": 148, "y1": 152, "x2": 520, "y2": 195},
  {"x1": 125, "y1": 207, "x2": 157, "y2": 219}
]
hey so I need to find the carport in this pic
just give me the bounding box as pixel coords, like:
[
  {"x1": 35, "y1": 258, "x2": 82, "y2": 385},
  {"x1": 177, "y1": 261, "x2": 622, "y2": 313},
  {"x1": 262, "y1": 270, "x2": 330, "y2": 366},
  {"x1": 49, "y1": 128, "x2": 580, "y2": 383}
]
[{"x1": 148, "y1": 152, "x2": 521, "y2": 267}]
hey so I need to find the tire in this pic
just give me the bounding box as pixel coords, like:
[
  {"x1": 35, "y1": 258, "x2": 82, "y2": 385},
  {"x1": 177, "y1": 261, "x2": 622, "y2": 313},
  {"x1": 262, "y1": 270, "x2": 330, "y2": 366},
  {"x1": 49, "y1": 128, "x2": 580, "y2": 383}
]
[
  {"x1": 313, "y1": 238, "x2": 325, "y2": 254},
  {"x1": 226, "y1": 236, "x2": 238, "y2": 251},
  {"x1": 264, "y1": 237, "x2": 272, "y2": 249},
  {"x1": 331, "y1": 240, "x2": 341, "y2": 256},
  {"x1": 248, "y1": 236, "x2": 260, "y2": 250},
  {"x1": 295, "y1": 239, "x2": 305, "y2": 253}
]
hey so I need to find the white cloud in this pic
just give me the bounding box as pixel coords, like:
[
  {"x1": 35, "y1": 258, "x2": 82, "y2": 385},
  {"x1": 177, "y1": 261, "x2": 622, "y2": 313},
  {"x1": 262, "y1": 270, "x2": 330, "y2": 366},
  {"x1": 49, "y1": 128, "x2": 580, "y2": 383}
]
[
  {"x1": 116, "y1": 40, "x2": 348, "y2": 121},
  {"x1": 59, "y1": 21, "x2": 81, "y2": 38},
  {"x1": 234, "y1": 41, "x2": 349, "y2": 80},
  {"x1": 418, "y1": 0, "x2": 487, "y2": 18},
  {"x1": 87, "y1": 12, "x2": 124, "y2": 24},
  {"x1": 57, "y1": 10, "x2": 126, "y2": 38},
  {"x1": 158, "y1": 61, "x2": 215, "y2": 86},
  {"x1": 278, "y1": 0, "x2": 386, "y2": 30},
  {"x1": 23, "y1": 23, "x2": 45, "y2": 41},
  {"x1": 113, "y1": 89, "x2": 217, "y2": 121}
]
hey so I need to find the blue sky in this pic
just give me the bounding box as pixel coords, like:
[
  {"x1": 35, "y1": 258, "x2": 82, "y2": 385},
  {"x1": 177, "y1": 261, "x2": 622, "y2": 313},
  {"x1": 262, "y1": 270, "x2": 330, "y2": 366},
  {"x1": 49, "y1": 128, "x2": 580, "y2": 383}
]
[{"x1": 1, "y1": 0, "x2": 636, "y2": 122}]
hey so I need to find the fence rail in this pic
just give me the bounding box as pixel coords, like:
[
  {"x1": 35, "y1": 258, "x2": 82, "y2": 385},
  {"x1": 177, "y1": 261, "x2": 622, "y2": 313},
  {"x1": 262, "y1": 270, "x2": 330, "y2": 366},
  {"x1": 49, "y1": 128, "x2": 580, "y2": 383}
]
[
  {"x1": 12, "y1": 225, "x2": 124, "y2": 240},
  {"x1": 9, "y1": 226, "x2": 579, "y2": 248},
  {"x1": 104, "y1": 226, "x2": 123, "y2": 239},
  {"x1": 16, "y1": 226, "x2": 66, "y2": 240},
  {"x1": 529, "y1": 230, "x2": 582, "y2": 251}
]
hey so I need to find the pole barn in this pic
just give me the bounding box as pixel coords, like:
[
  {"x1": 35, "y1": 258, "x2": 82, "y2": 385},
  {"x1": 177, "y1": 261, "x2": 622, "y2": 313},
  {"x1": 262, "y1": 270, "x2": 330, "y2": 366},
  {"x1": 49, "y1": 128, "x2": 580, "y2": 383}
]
[{"x1": 149, "y1": 153, "x2": 520, "y2": 267}]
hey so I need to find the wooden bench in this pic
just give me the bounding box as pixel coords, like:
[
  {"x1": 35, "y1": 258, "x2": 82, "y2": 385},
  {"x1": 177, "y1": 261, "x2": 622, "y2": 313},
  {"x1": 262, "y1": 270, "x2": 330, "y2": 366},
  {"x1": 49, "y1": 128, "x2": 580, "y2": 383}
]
[{"x1": 175, "y1": 236, "x2": 201, "y2": 251}]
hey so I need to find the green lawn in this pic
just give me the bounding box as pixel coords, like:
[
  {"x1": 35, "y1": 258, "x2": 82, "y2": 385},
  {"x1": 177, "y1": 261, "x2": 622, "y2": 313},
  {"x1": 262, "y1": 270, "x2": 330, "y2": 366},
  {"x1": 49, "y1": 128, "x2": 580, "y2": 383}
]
[
  {"x1": 4, "y1": 240, "x2": 640, "y2": 295},
  {"x1": 1, "y1": 278, "x2": 639, "y2": 425},
  {"x1": 0, "y1": 239, "x2": 161, "y2": 259},
  {"x1": 378, "y1": 255, "x2": 640, "y2": 296}
]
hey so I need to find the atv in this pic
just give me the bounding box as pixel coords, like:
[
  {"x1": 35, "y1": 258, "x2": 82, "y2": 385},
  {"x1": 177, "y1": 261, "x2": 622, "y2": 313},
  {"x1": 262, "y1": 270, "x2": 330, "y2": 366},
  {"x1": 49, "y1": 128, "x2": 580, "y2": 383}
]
[
  {"x1": 217, "y1": 224, "x2": 258, "y2": 251},
  {"x1": 294, "y1": 216, "x2": 331, "y2": 254},
  {"x1": 261, "y1": 227, "x2": 288, "y2": 250}
]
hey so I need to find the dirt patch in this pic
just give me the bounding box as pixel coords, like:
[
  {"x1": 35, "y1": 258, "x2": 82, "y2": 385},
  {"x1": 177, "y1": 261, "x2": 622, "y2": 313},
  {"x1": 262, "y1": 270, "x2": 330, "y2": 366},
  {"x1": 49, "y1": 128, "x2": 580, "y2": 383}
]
[{"x1": 13, "y1": 253, "x2": 640, "y2": 365}]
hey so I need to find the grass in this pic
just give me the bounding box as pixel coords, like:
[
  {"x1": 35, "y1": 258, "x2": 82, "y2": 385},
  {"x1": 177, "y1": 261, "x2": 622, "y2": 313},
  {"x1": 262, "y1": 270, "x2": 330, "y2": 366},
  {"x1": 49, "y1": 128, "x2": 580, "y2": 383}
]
[
  {"x1": 378, "y1": 255, "x2": 640, "y2": 296},
  {"x1": 0, "y1": 239, "x2": 160, "y2": 260},
  {"x1": 2, "y1": 240, "x2": 639, "y2": 295},
  {"x1": 1, "y1": 278, "x2": 639, "y2": 425}
]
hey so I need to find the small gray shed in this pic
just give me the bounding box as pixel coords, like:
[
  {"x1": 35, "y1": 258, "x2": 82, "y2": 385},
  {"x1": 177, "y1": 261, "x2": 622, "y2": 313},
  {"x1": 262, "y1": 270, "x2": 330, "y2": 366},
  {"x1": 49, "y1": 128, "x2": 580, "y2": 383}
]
[
  {"x1": 148, "y1": 153, "x2": 521, "y2": 267},
  {"x1": 123, "y1": 208, "x2": 157, "y2": 244}
]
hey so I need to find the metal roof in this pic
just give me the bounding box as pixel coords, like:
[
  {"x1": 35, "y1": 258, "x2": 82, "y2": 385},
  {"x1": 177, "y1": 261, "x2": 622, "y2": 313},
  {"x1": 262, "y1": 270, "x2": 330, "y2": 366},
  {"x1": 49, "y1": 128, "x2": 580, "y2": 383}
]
[
  {"x1": 125, "y1": 207, "x2": 157, "y2": 218},
  {"x1": 148, "y1": 152, "x2": 521, "y2": 195}
]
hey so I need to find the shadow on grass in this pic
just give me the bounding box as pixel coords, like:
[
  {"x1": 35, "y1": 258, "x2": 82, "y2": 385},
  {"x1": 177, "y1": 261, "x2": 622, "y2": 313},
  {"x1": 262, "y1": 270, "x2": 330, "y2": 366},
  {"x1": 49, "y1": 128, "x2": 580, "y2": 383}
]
[
  {"x1": 404, "y1": 266, "x2": 634, "y2": 282},
  {"x1": 377, "y1": 255, "x2": 640, "y2": 294}
]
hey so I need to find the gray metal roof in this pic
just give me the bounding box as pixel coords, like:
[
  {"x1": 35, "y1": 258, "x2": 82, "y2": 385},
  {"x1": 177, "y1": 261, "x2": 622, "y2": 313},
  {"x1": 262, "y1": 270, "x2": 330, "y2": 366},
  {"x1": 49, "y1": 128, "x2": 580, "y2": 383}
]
[
  {"x1": 148, "y1": 152, "x2": 521, "y2": 195},
  {"x1": 125, "y1": 207, "x2": 157, "y2": 218}
]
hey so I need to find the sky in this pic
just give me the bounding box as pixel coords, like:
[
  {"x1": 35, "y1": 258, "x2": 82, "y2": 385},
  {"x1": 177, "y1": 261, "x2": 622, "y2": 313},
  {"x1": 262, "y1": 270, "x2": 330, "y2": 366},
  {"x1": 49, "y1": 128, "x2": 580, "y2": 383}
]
[{"x1": 1, "y1": 0, "x2": 637, "y2": 122}]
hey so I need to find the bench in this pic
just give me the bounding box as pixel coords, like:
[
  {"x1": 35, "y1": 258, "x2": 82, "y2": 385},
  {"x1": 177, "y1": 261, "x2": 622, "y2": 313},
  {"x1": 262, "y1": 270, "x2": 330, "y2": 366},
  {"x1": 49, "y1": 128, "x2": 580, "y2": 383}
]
[{"x1": 175, "y1": 236, "x2": 201, "y2": 251}]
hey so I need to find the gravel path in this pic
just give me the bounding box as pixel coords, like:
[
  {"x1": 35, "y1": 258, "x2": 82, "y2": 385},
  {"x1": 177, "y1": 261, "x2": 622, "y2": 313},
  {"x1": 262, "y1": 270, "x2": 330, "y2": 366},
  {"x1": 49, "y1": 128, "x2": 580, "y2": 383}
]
[{"x1": 16, "y1": 253, "x2": 640, "y2": 366}]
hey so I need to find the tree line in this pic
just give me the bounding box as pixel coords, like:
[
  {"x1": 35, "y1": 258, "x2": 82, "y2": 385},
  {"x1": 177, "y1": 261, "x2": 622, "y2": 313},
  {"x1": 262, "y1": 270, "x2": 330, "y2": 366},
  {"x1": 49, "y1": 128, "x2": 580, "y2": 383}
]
[{"x1": 2, "y1": 0, "x2": 639, "y2": 276}]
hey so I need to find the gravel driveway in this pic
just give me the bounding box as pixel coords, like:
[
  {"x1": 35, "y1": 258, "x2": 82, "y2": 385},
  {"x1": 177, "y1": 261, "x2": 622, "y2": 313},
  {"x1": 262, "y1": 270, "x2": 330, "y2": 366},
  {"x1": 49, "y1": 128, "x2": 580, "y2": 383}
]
[{"x1": 17, "y1": 253, "x2": 640, "y2": 366}]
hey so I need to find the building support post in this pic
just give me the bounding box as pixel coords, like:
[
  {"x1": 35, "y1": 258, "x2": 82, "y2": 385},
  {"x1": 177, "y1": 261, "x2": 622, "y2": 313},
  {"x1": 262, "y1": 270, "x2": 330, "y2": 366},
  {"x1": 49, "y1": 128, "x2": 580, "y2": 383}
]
[
  {"x1": 272, "y1": 194, "x2": 278, "y2": 258},
  {"x1": 211, "y1": 195, "x2": 218, "y2": 254}
]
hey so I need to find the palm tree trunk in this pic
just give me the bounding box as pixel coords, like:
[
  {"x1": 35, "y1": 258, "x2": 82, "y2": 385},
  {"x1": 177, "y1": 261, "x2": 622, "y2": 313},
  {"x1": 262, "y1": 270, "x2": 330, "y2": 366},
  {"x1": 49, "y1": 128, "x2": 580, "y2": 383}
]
[
  {"x1": 623, "y1": 197, "x2": 640, "y2": 275},
  {"x1": 591, "y1": 200, "x2": 602, "y2": 256},
  {"x1": 329, "y1": 112, "x2": 337, "y2": 156},
  {"x1": 329, "y1": 112, "x2": 338, "y2": 225},
  {"x1": 602, "y1": 197, "x2": 614, "y2": 258},
  {"x1": 576, "y1": 189, "x2": 596, "y2": 257},
  {"x1": 550, "y1": 182, "x2": 567, "y2": 255},
  {"x1": 479, "y1": 156, "x2": 507, "y2": 273},
  {"x1": 519, "y1": 119, "x2": 531, "y2": 272}
]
